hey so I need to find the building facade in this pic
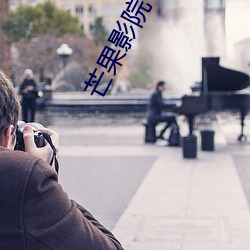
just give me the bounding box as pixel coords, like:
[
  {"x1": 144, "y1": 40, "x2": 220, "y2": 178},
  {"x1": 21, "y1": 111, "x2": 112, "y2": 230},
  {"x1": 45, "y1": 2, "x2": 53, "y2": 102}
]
[
  {"x1": 9, "y1": 0, "x2": 44, "y2": 10},
  {"x1": 9, "y1": 0, "x2": 158, "y2": 36},
  {"x1": 50, "y1": 0, "x2": 127, "y2": 34}
]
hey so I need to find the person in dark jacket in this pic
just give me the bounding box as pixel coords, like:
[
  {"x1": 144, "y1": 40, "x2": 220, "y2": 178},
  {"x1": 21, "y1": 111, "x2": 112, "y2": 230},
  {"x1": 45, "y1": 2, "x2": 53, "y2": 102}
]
[
  {"x1": 147, "y1": 80, "x2": 178, "y2": 140},
  {"x1": 19, "y1": 69, "x2": 39, "y2": 123},
  {"x1": 0, "y1": 70, "x2": 124, "y2": 250}
]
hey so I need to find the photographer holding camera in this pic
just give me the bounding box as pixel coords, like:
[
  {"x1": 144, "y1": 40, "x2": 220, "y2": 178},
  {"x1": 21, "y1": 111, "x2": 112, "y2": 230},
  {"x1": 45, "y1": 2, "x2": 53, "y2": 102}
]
[{"x1": 0, "y1": 71, "x2": 124, "y2": 250}]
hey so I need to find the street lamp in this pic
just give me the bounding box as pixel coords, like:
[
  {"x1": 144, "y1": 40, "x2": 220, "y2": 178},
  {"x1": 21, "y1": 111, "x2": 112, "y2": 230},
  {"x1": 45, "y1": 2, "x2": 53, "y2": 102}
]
[{"x1": 56, "y1": 43, "x2": 73, "y2": 68}]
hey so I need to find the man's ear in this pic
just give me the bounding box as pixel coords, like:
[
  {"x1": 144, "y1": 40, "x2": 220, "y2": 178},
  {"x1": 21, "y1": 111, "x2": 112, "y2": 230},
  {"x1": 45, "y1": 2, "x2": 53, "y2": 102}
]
[{"x1": 2, "y1": 125, "x2": 15, "y2": 149}]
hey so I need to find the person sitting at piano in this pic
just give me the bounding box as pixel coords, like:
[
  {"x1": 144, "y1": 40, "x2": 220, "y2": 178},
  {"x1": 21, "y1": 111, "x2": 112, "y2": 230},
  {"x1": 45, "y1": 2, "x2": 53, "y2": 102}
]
[{"x1": 146, "y1": 80, "x2": 178, "y2": 140}]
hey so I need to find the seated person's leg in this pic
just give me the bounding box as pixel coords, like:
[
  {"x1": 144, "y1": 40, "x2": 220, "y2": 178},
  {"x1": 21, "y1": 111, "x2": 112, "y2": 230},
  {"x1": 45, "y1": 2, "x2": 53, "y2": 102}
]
[
  {"x1": 147, "y1": 115, "x2": 178, "y2": 140},
  {"x1": 168, "y1": 116, "x2": 178, "y2": 126},
  {"x1": 158, "y1": 115, "x2": 178, "y2": 139}
]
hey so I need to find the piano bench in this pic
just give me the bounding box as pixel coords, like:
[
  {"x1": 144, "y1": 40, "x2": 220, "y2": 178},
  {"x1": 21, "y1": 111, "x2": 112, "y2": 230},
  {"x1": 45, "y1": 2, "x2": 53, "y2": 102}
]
[{"x1": 142, "y1": 120, "x2": 156, "y2": 143}]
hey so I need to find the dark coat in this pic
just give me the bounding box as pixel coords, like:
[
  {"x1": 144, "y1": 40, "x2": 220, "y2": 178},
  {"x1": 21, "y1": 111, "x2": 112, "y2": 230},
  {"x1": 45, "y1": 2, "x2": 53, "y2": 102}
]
[
  {"x1": 0, "y1": 147, "x2": 124, "y2": 250},
  {"x1": 147, "y1": 90, "x2": 163, "y2": 117},
  {"x1": 147, "y1": 90, "x2": 170, "y2": 118},
  {"x1": 19, "y1": 79, "x2": 38, "y2": 99}
]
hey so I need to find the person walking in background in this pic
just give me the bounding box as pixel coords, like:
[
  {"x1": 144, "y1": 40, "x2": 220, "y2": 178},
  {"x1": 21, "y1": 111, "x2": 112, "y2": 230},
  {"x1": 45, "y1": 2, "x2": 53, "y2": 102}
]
[
  {"x1": 19, "y1": 69, "x2": 39, "y2": 122},
  {"x1": 147, "y1": 80, "x2": 178, "y2": 140}
]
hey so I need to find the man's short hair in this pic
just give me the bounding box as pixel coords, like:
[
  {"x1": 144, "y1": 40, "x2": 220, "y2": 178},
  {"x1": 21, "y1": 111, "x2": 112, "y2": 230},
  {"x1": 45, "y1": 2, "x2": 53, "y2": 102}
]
[
  {"x1": 0, "y1": 71, "x2": 20, "y2": 143},
  {"x1": 156, "y1": 81, "x2": 166, "y2": 90}
]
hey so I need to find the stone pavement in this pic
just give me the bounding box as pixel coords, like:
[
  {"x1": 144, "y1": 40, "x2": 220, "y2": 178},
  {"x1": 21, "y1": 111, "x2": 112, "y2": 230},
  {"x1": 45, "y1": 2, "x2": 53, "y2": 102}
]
[
  {"x1": 111, "y1": 118, "x2": 250, "y2": 250},
  {"x1": 44, "y1": 112, "x2": 250, "y2": 250}
]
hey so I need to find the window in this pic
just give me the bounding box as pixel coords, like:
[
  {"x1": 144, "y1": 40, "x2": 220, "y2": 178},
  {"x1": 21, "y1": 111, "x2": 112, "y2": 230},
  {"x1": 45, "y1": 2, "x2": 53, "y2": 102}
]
[
  {"x1": 76, "y1": 4, "x2": 84, "y2": 16},
  {"x1": 80, "y1": 22, "x2": 84, "y2": 32},
  {"x1": 89, "y1": 22, "x2": 95, "y2": 33},
  {"x1": 89, "y1": 4, "x2": 96, "y2": 17}
]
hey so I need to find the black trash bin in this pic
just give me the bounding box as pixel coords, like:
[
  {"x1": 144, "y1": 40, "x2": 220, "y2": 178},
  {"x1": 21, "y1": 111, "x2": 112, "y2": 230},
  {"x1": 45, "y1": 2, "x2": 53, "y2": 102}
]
[
  {"x1": 200, "y1": 130, "x2": 214, "y2": 151},
  {"x1": 182, "y1": 135, "x2": 197, "y2": 159}
]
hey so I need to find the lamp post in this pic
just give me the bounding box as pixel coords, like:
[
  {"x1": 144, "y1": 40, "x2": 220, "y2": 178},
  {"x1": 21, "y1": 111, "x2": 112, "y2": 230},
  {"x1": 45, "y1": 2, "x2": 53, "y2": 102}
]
[{"x1": 56, "y1": 43, "x2": 73, "y2": 68}]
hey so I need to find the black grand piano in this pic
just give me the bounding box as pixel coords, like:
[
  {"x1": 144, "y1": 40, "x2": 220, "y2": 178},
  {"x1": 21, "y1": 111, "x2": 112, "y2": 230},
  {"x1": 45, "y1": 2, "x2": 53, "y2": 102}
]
[{"x1": 175, "y1": 57, "x2": 250, "y2": 141}]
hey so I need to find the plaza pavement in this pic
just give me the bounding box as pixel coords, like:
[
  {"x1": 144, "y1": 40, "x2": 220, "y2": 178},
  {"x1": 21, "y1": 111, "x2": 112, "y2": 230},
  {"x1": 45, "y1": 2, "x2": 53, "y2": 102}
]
[{"x1": 45, "y1": 112, "x2": 250, "y2": 250}]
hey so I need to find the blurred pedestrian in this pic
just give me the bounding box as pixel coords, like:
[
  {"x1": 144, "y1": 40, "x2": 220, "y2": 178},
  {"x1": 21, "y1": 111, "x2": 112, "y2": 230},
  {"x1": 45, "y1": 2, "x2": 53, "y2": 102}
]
[{"x1": 19, "y1": 69, "x2": 39, "y2": 122}]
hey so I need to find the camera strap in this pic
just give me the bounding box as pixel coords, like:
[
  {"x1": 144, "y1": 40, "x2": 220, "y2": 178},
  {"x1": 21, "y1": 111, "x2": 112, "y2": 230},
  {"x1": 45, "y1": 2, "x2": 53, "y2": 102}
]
[{"x1": 40, "y1": 132, "x2": 59, "y2": 174}]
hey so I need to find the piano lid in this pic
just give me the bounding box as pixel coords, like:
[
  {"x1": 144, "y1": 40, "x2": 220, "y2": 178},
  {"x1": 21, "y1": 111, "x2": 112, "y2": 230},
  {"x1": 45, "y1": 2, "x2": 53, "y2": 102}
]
[{"x1": 201, "y1": 57, "x2": 250, "y2": 92}]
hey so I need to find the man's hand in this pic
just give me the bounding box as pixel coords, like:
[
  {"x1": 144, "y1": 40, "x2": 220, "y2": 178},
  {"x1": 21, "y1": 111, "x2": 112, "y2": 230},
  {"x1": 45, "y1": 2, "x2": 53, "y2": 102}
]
[
  {"x1": 23, "y1": 86, "x2": 34, "y2": 94},
  {"x1": 23, "y1": 125, "x2": 59, "y2": 165}
]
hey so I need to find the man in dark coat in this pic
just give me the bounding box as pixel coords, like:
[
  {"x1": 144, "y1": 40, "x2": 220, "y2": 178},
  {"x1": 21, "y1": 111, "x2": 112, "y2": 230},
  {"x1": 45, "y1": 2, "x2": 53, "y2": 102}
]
[
  {"x1": 0, "y1": 70, "x2": 124, "y2": 249},
  {"x1": 19, "y1": 69, "x2": 39, "y2": 123},
  {"x1": 147, "y1": 80, "x2": 178, "y2": 140}
]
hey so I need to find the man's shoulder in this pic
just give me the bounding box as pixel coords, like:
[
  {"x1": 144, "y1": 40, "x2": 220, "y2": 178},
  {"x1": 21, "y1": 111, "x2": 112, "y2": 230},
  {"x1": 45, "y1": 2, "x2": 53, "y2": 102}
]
[
  {"x1": 0, "y1": 147, "x2": 40, "y2": 174},
  {"x1": 0, "y1": 147, "x2": 45, "y2": 200},
  {"x1": 150, "y1": 90, "x2": 158, "y2": 97},
  {"x1": 150, "y1": 90, "x2": 161, "y2": 99}
]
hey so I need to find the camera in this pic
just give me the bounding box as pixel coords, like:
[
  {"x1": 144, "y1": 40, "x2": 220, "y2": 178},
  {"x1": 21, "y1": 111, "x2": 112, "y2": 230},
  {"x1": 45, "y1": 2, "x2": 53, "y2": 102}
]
[{"x1": 14, "y1": 122, "x2": 46, "y2": 151}]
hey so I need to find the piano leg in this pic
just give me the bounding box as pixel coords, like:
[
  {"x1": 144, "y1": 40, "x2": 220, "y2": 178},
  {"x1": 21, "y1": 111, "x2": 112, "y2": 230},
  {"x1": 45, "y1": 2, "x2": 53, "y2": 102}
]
[
  {"x1": 238, "y1": 109, "x2": 247, "y2": 142},
  {"x1": 187, "y1": 115, "x2": 195, "y2": 135}
]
